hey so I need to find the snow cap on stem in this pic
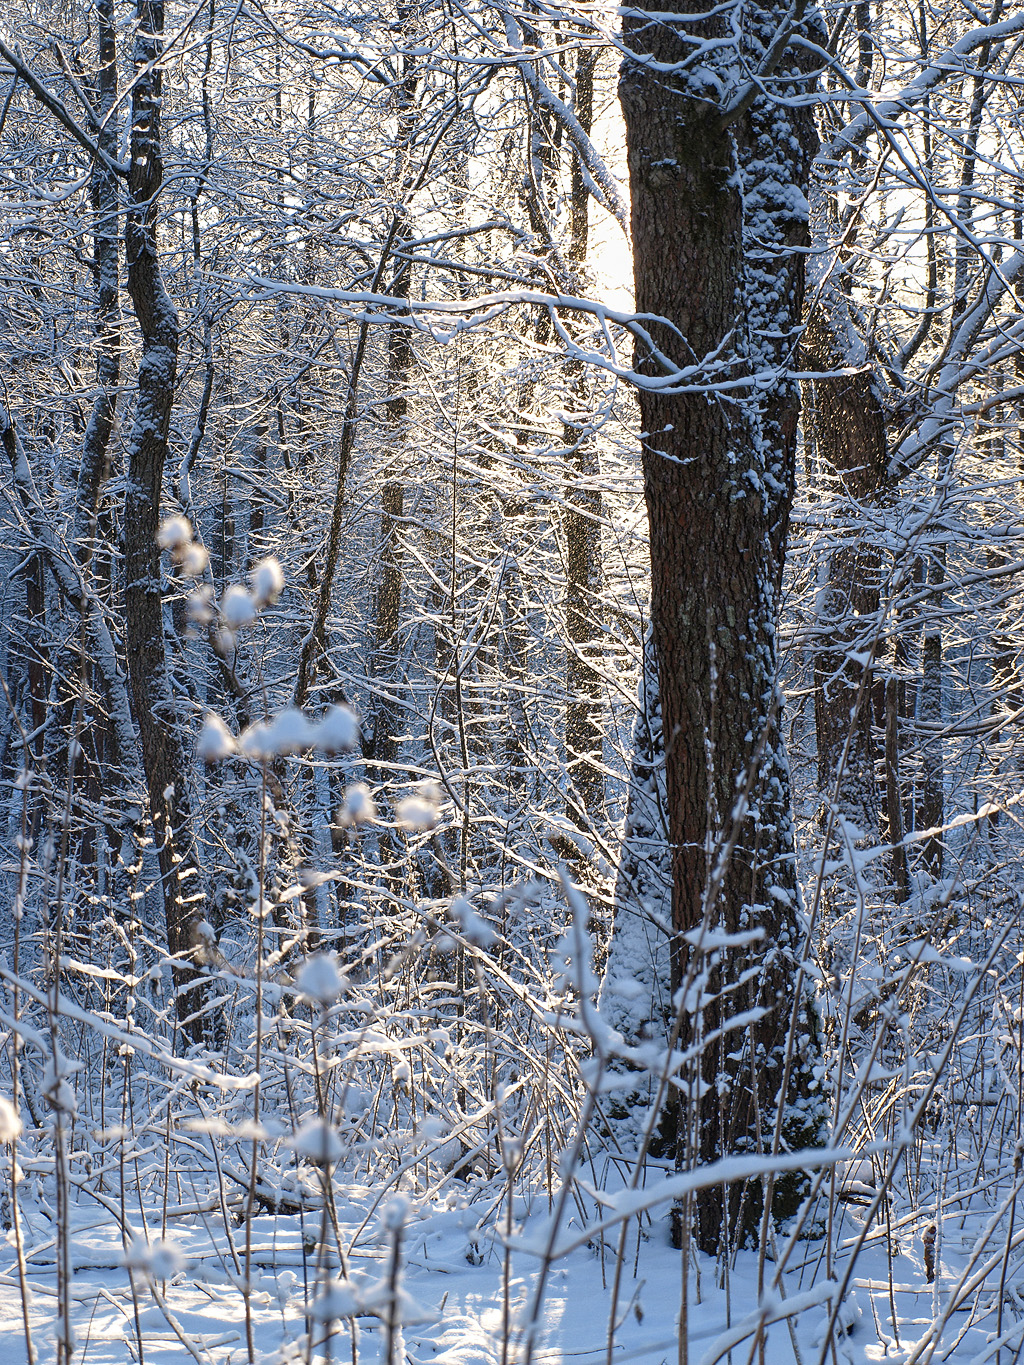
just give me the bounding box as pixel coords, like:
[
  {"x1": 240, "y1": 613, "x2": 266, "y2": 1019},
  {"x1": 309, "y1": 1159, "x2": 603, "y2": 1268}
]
[
  {"x1": 314, "y1": 703, "x2": 360, "y2": 753},
  {"x1": 197, "y1": 712, "x2": 236, "y2": 762},
  {"x1": 337, "y1": 781, "x2": 376, "y2": 827},
  {"x1": 156, "y1": 515, "x2": 193, "y2": 552},
  {"x1": 291, "y1": 1117, "x2": 344, "y2": 1166},
  {"x1": 296, "y1": 951, "x2": 346, "y2": 1004},
  {"x1": 221, "y1": 583, "x2": 256, "y2": 629},
  {"x1": 0, "y1": 1094, "x2": 22, "y2": 1143},
  {"x1": 238, "y1": 708, "x2": 317, "y2": 759},
  {"x1": 158, "y1": 516, "x2": 208, "y2": 576},
  {"x1": 396, "y1": 779, "x2": 444, "y2": 832},
  {"x1": 249, "y1": 555, "x2": 285, "y2": 608},
  {"x1": 186, "y1": 584, "x2": 215, "y2": 624},
  {"x1": 122, "y1": 1237, "x2": 185, "y2": 1279},
  {"x1": 451, "y1": 895, "x2": 496, "y2": 947}
]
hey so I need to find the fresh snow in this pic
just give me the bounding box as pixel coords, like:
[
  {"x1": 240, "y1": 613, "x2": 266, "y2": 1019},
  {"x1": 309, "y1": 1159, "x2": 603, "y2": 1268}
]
[{"x1": 0, "y1": 1149, "x2": 1010, "y2": 1365}]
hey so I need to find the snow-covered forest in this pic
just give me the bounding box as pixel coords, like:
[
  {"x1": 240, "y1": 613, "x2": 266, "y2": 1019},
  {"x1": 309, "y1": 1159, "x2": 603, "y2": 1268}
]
[{"x1": 2, "y1": 0, "x2": 1024, "y2": 1358}]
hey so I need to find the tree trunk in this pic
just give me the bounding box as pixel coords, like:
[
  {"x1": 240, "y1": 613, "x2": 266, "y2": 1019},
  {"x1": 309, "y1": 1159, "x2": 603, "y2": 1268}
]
[
  {"x1": 619, "y1": 0, "x2": 825, "y2": 1250},
  {"x1": 23, "y1": 535, "x2": 47, "y2": 776},
  {"x1": 368, "y1": 298, "x2": 411, "y2": 775},
  {"x1": 802, "y1": 235, "x2": 888, "y2": 841},
  {"x1": 598, "y1": 626, "x2": 672, "y2": 1146},
  {"x1": 563, "y1": 48, "x2": 605, "y2": 829},
  {"x1": 123, "y1": 0, "x2": 206, "y2": 1040},
  {"x1": 75, "y1": 0, "x2": 120, "y2": 559},
  {"x1": 918, "y1": 559, "x2": 945, "y2": 877}
]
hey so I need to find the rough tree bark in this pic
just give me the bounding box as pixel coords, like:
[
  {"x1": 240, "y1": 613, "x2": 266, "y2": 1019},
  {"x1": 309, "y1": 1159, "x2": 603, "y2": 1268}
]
[{"x1": 618, "y1": 0, "x2": 826, "y2": 1249}]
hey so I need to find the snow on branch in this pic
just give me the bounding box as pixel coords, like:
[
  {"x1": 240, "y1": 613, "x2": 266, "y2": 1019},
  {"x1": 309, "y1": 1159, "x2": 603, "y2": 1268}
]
[
  {"x1": 223, "y1": 274, "x2": 812, "y2": 397},
  {"x1": 823, "y1": 10, "x2": 1024, "y2": 160},
  {"x1": 496, "y1": 8, "x2": 629, "y2": 238}
]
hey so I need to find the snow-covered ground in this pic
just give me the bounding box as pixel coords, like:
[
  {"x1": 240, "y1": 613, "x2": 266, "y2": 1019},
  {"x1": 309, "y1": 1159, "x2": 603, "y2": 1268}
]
[{"x1": 0, "y1": 1155, "x2": 1014, "y2": 1365}]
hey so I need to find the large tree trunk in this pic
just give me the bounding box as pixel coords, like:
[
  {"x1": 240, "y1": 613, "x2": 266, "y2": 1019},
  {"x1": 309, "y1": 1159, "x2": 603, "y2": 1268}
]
[
  {"x1": 619, "y1": 0, "x2": 825, "y2": 1250},
  {"x1": 123, "y1": 0, "x2": 206, "y2": 1040}
]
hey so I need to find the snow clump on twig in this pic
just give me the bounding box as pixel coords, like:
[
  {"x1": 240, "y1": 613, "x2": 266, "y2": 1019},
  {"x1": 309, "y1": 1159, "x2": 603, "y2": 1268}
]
[
  {"x1": 249, "y1": 555, "x2": 285, "y2": 608},
  {"x1": 156, "y1": 515, "x2": 192, "y2": 552},
  {"x1": 313, "y1": 704, "x2": 360, "y2": 752},
  {"x1": 450, "y1": 895, "x2": 496, "y2": 948},
  {"x1": 291, "y1": 1118, "x2": 344, "y2": 1166},
  {"x1": 197, "y1": 713, "x2": 236, "y2": 762},
  {"x1": 157, "y1": 516, "x2": 209, "y2": 576},
  {"x1": 180, "y1": 541, "x2": 209, "y2": 576},
  {"x1": 221, "y1": 583, "x2": 256, "y2": 629},
  {"x1": 186, "y1": 585, "x2": 215, "y2": 624},
  {"x1": 337, "y1": 781, "x2": 376, "y2": 827},
  {"x1": 239, "y1": 708, "x2": 317, "y2": 759},
  {"x1": 215, "y1": 556, "x2": 283, "y2": 638},
  {"x1": 40, "y1": 1057, "x2": 78, "y2": 1115},
  {"x1": 0, "y1": 1095, "x2": 22, "y2": 1143},
  {"x1": 296, "y1": 952, "x2": 346, "y2": 1004},
  {"x1": 312, "y1": 1277, "x2": 362, "y2": 1321},
  {"x1": 122, "y1": 1237, "x2": 185, "y2": 1279},
  {"x1": 395, "y1": 796, "x2": 437, "y2": 831},
  {"x1": 396, "y1": 779, "x2": 444, "y2": 832},
  {"x1": 200, "y1": 704, "x2": 362, "y2": 763}
]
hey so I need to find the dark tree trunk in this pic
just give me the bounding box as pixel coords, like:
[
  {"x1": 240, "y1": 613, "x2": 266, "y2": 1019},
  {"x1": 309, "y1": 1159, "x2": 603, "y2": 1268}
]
[
  {"x1": 562, "y1": 48, "x2": 605, "y2": 829},
  {"x1": 369, "y1": 30, "x2": 419, "y2": 791},
  {"x1": 619, "y1": 0, "x2": 825, "y2": 1250},
  {"x1": 123, "y1": 0, "x2": 206, "y2": 1041},
  {"x1": 803, "y1": 269, "x2": 888, "y2": 840},
  {"x1": 368, "y1": 297, "x2": 410, "y2": 775},
  {"x1": 76, "y1": 0, "x2": 120, "y2": 559},
  {"x1": 24, "y1": 538, "x2": 47, "y2": 775},
  {"x1": 75, "y1": 0, "x2": 123, "y2": 867},
  {"x1": 918, "y1": 564, "x2": 944, "y2": 877},
  {"x1": 914, "y1": 7, "x2": 1001, "y2": 880}
]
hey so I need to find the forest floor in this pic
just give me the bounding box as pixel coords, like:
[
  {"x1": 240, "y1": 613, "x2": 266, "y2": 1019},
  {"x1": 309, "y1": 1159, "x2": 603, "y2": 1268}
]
[{"x1": 0, "y1": 1160, "x2": 1002, "y2": 1365}]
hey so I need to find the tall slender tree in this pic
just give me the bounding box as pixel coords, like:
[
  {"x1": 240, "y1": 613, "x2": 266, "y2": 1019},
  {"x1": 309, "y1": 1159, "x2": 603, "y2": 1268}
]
[{"x1": 122, "y1": 0, "x2": 207, "y2": 1036}]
